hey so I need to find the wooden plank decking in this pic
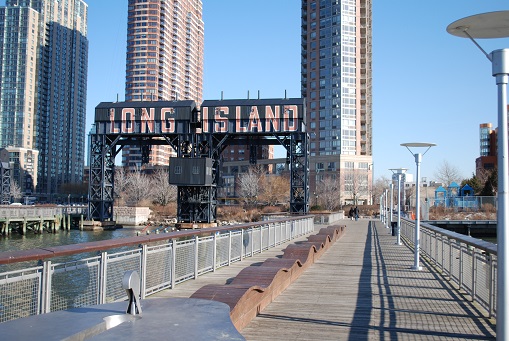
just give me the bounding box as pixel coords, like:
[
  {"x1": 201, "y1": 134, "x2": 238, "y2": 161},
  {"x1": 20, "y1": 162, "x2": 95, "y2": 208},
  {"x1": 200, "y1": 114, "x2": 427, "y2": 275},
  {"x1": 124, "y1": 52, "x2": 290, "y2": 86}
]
[
  {"x1": 241, "y1": 219, "x2": 496, "y2": 340},
  {"x1": 149, "y1": 218, "x2": 496, "y2": 340}
]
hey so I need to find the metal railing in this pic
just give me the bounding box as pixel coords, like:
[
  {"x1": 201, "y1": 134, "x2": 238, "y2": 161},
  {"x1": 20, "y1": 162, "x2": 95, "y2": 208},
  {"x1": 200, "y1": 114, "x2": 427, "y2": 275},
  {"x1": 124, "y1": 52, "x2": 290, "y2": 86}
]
[
  {"x1": 400, "y1": 218, "x2": 497, "y2": 318},
  {"x1": 0, "y1": 215, "x2": 314, "y2": 323}
]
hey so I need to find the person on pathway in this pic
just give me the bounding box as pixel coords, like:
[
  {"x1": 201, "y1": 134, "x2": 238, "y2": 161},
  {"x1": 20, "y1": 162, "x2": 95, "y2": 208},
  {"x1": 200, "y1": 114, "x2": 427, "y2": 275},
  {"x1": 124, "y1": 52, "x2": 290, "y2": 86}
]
[
  {"x1": 348, "y1": 207, "x2": 354, "y2": 220},
  {"x1": 354, "y1": 206, "x2": 359, "y2": 221}
]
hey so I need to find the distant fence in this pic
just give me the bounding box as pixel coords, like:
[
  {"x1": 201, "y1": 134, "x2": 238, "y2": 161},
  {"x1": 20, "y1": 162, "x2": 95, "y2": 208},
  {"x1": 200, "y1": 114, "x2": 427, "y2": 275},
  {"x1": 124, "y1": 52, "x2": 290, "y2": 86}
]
[
  {"x1": 400, "y1": 218, "x2": 497, "y2": 318},
  {"x1": 407, "y1": 196, "x2": 497, "y2": 210},
  {"x1": 0, "y1": 205, "x2": 87, "y2": 219},
  {"x1": 0, "y1": 215, "x2": 314, "y2": 323}
]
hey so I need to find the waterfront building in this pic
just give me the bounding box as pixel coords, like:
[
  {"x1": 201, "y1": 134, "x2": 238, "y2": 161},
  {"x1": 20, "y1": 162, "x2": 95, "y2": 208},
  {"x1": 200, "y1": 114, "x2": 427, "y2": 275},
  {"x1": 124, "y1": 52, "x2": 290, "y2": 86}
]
[
  {"x1": 0, "y1": 0, "x2": 88, "y2": 201},
  {"x1": 476, "y1": 122, "x2": 497, "y2": 177},
  {"x1": 301, "y1": 0, "x2": 373, "y2": 205},
  {"x1": 122, "y1": 0, "x2": 204, "y2": 168}
]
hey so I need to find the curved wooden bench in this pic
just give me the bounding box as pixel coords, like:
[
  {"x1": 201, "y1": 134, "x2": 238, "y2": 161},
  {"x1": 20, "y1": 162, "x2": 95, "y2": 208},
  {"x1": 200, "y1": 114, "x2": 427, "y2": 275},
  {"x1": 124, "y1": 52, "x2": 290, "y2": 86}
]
[{"x1": 190, "y1": 224, "x2": 346, "y2": 330}]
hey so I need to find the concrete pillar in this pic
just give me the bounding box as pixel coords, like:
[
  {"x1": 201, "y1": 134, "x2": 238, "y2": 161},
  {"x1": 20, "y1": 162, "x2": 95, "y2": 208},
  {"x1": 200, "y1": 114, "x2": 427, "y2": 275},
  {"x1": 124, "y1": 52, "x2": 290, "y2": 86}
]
[
  {"x1": 80, "y1": 214, "x2": 83, "y2": 231},
  {"x1": 22, "y1": 218, "x2": 27, "y2": 235}
]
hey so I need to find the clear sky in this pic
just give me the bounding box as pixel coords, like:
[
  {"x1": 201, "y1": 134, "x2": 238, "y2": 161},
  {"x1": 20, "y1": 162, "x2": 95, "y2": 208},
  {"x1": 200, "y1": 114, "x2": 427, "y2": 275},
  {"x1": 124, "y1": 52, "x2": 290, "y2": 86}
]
[{"x1": 5, "y1": 0, "x2": 509, "y2": 183}]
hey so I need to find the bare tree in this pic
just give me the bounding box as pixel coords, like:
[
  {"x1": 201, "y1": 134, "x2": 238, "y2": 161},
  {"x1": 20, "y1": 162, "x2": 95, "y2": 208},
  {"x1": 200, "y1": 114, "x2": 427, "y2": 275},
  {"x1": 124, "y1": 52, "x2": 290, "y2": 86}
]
[
  {"x1": 405, "y1": 186, "x2": 416, "y2": 209},
  {"x1": 258, "y1": 174, "x2": 290, "y2": 206},
  {"x1": 316, "y1": 176, "x2": 340, "y2": 211},
  {"x1": 434, "y1": 160, "x2": 463, "y2": 186},
  {"x1": 9, "y1": 180, "x2": 22, "y2": 202},
  {"x1": 114, "y1": 167, "x2": 130, "y2": 204},
  {"x1": 237, "y1": 166, "x2": 263, "y2": 205},
  {"x1": 124, "y1": 168, "x2": 152, "y2": 205},
  {"x1": 372, "y1": 175, "x2": 391, "y2": 205},
  {"x1": 342, "y1": 168, "x2": 369, "y2": 205},
  {"x1": 151, "y1": 168, "x2": 177, "y2": 205}
]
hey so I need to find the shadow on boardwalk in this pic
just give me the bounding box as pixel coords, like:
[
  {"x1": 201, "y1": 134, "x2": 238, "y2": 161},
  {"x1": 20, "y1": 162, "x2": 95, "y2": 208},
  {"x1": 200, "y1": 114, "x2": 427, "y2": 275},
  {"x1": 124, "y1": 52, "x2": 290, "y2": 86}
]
[{"x1": 241, "y1": 219, "x2": 496, "y2": 341}]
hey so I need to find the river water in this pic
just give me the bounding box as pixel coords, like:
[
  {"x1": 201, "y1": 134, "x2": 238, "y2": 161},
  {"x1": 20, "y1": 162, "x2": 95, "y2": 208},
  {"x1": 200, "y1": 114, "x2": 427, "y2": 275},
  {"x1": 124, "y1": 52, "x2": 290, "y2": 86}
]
[{"x1": 0, "y1": 226, "x2": 143, "y2": 253}]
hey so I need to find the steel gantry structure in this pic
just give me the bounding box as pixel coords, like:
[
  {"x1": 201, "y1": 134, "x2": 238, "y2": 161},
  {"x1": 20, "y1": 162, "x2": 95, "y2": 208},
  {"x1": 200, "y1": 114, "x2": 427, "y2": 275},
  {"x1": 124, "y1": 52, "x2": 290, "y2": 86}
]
[{"x1": 88, "y1": 98, "x2": 309, "y2": 223}]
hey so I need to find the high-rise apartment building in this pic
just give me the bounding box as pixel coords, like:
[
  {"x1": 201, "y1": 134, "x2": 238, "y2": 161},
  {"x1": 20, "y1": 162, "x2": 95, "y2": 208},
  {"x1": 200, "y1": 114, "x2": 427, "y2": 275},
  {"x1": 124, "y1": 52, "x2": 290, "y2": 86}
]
[
  {"x1": 0, "y1": 0, "x2": 88, "y2": 200},
  {"x1": 122, "y1": 0, "x2": 204, "y2": 168},
  {"x1": 301, "y1": 0, "x2": 373, "y2": 205},
  {"x1": 476, "y1": 122, "x2": 497, "y2": 177}
]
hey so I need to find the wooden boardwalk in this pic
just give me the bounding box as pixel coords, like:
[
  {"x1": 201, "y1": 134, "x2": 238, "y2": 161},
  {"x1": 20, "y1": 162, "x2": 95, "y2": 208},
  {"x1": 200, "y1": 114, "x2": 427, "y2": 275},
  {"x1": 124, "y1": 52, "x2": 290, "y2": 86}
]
[
  {"x1": 150, "y1": 226, "x2": 321, "y2": 300},
  {"x1": 242, "y1": 219, "x2": 496, "y2": 340},
  {"x1": 150, "y1": 219, "x2": 496, "y2": 340}
]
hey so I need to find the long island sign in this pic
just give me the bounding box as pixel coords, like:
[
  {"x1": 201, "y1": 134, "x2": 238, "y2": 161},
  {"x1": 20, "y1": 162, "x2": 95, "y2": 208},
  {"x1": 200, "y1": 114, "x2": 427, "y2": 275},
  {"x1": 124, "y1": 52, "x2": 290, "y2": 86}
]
[{"x1": 94, "y1": 98, "x2": 306, "y2": 135}]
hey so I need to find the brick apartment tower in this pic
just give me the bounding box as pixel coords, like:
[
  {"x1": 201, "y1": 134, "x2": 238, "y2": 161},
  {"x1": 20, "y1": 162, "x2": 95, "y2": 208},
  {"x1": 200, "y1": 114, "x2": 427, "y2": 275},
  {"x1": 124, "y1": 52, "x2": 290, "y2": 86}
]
[
  {"x1": 122, "y1": 0, "x2": 204, "y2": 168},
  {"x1": 302, "y1": 0, "x2": 373, "y2": 205}
]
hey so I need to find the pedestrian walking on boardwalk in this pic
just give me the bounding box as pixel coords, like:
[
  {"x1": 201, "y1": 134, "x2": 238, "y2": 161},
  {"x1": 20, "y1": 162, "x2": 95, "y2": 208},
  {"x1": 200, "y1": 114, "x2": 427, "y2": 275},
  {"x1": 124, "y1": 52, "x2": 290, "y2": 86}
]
[{"x1": 354, "y1": 206, "x2": 359, "y2": 221}]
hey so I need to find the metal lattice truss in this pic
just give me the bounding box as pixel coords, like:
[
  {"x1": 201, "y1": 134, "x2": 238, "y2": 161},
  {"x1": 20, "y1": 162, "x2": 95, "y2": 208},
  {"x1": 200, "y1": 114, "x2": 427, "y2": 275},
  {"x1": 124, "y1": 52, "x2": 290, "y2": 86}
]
[
  {"x1": 88, "y1": 99, "x2": 309, "y2": 223},
  {"x1": 0, "y1": 162, "x2": 10, "y2": 204},
  {"x1": 88, "y1": 134, "x2": 116, "y2": 220}
]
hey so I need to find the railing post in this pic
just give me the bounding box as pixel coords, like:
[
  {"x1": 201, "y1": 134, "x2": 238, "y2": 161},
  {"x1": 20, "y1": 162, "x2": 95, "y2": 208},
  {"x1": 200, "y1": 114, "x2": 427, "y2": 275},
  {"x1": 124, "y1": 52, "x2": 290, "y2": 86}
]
[
  {"x1": 267, "y1": 223, "x2": 271, "y2": 248},
  {"x1": 448, "y1": 238, "x2": 453, "y2": 279},
  {"x1": 441, "y1": 234, "x2": 445, "y2": 274},
  {"x1": 171, "y1": 239, "x2": 176, "y2": 289},
  {"x1": 40, "y1": 260, "x2": 52, "y2": 314},
  {"x1": 240, "y1": 229, "x2": 244, "y2": 261},
  {"x1": 459, "y1": 242, "x2": 464, "y2": 290},
  {"x1": 140, "y1": 244, "x2": 147, "y2": 299},
  {"x1": 472, "y1": 248, "x2": 477, "y2": 302},
  {"x1": 213, "y1": 232, "x2": 217, "y2": 271},
  {"x1": 251, "y1": 227, "x2": 254, "y2": 256},
  {"x1": 488, "y1": 254, "x2": 494, "y2": 318},
  {"x1": 434, "y1": 231, "x2": 439, "y2": 266},
  {"x1": 228, "y1": 231, "x2": 232, "y2": 265},
  {"x1": 194, "y1": 235, "x2": 199, "y2": 279},
  {"x1": 260, "y1": 226, "x2": 263, "y2": 252},
  {"x1": 281, "y1": 221, "x2": 284, "y2": 242},
  {"x1": 99, "y1": 251, "x2": 107, "y2": 304}
]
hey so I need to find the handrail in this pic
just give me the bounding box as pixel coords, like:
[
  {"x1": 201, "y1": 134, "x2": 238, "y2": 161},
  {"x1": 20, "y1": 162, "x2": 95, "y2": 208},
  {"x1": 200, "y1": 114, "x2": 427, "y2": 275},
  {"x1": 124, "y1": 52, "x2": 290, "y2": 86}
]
[
  {"x1": 399, "y1": 216, "x2": 497, "y2": 318},
  {"x1": 419, "y1": 220, "x2": 497, "y2": 255},
  {"x1": 0, "y1": 215, "x2": 313, "y2": 265},
  {"x1": 0, "y1": 215, "x2": 315, "y2": 323}
]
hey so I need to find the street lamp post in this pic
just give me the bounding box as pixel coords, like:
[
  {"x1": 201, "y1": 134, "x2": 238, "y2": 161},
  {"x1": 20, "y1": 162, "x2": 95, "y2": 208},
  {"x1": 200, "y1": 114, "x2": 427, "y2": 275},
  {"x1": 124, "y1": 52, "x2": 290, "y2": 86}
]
[
  {"x1": 422, "y1": 176, "x2": 429, "y2": 220},
  {"x1": 447, "y1": 12, "x2": 509, "y2": 339},
  {"x1": 389, "y1": 182, "x2": 394, "y2": 234},
  {"x1": 384, "y1": 188, "x2": 389, "y2": 229},
  {"x1": 401, "y1": 142, "x2": 436, "y2": 271},
  {"x1": 390, "y1": 168, "x2": 408, "y2": 245}
]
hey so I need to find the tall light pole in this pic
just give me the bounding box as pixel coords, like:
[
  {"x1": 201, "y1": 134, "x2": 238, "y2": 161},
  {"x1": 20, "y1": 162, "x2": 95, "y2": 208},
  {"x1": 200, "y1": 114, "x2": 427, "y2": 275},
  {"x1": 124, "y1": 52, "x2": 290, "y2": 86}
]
[
  {"x1": 447, "y1": 12, "x2": 509, "y2": 339},
  {"x1": 389, "y1": 182, "x2": 394, "y2": 234},
  {"x1": 422, "y1": 176, "x2": 429, "y2": 220},
  {"x1": 401, "y1": 142, "x2": 436, "y2": 271},
  {"x1": 368, "y1": 163, "x2": 374, "y2": 205},
  {"x1": 384, "y1": 188, "x2": 389, "y2": 228},
  {"x1": 390, "y1": 168, "x2": 408, "y2": 245}
]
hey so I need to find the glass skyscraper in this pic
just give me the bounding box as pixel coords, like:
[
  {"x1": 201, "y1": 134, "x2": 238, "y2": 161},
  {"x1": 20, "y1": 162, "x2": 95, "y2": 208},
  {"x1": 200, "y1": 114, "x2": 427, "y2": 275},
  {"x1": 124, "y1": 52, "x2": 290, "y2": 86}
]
[
  {"x1": 0, "y1": 0, "x2": 88, "y2": 200},
  {"x1": 302, "y1": 0, "x2": 373, "y2": 204}
]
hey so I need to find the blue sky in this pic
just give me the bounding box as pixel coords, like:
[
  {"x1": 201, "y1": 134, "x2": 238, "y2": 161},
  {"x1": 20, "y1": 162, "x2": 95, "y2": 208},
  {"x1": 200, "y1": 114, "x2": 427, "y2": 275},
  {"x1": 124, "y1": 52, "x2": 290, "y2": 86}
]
[{"x1": 6, "y1": 0, "x2": 509, "y2": 182}]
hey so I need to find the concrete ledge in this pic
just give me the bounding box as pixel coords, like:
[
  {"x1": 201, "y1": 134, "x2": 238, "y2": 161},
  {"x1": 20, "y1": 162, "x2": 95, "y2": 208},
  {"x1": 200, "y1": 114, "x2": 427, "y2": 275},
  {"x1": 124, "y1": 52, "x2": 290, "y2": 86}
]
[
  {"x1": 0, "y1": 298, "x2": 244, "y2": 340},
  {"x1": 190, "y1": 224, "x2": 346, "y2": 330}
]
